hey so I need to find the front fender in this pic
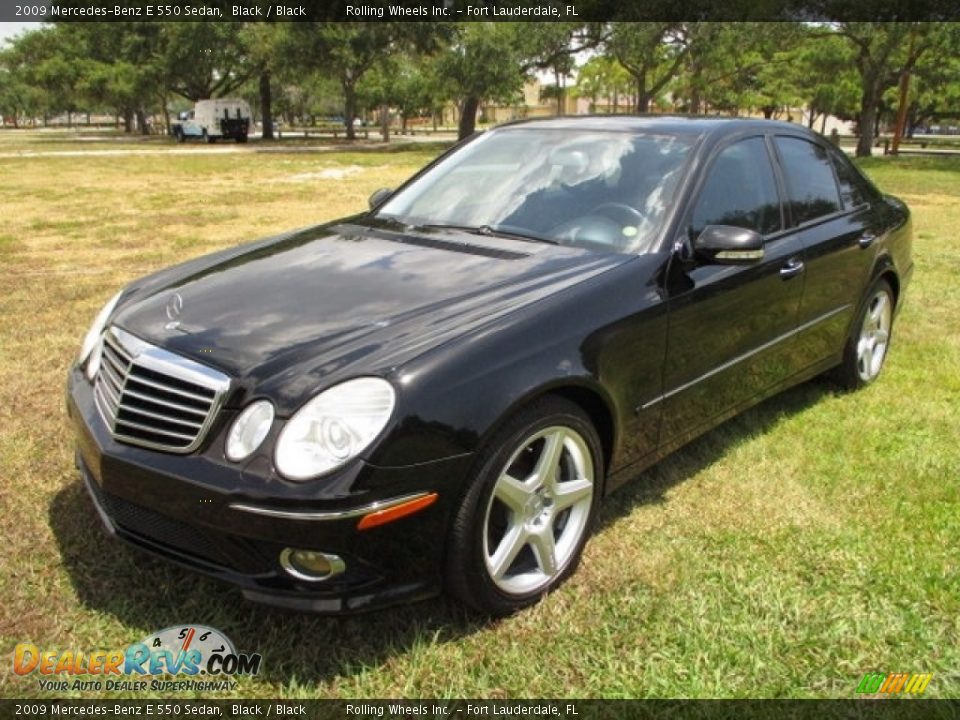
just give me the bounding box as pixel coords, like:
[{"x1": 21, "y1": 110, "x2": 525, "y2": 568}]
[{"x1": 365, "y1": 257, "x2": 666, "y2": 481}]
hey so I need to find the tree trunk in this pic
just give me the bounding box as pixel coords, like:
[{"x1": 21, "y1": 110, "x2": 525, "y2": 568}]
[
  {"x1": 762, "y1": 106, "x2": 774, "y2": 120},
  {"x1": 689, "y1": 86, "x2": 701, "y2": 115},
  {"x1": 260, "y1": 71, "x2": 273, "y2": 140},
  {"x1": 343, "y1": 81, "x2": 357, "y2": 141},
  {"x1": 554, "y1": 68, "x2": 564, "y2": 116},
  {"x1": 688, "y1": 57, "x2": 703, "y2": 114},
  {"x1": 380, "y1": 104, "x2": 389, "y2": 143},
  {"x1": 136, "y1": 110, "x2": 148, "y2": 135},
  {"x1": 856, "y1": 99, "x2": 878, "y2": 157},
  {"x1": 458, "y1": 95, "x2": 480, "y2": 140},
  {"x1": 123, "y1": 110, "x2": 134, "y2": 133},
  {"x1": 635, "y1": 76, "x2": 649, "y2": 113}
]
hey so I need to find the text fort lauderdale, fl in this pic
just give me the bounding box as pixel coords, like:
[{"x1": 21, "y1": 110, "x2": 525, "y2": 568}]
[{"x1": 345, "y1": 4, "x2": 578, "y2": 17}]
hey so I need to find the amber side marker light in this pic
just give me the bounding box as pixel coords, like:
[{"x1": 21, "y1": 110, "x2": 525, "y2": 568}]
[{"x1": 357, "y1": 493, "x2": 439, "y2": 530}]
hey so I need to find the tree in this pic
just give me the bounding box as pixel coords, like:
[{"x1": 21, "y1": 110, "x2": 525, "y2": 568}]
[
  {"x1": 276, "y1": 72, "x2": 343, "y2": 124},
  {"x1": 574, "y1": 55, "x2": 633, "y2": 113},
  {"x1": 2, "y1": 26, "x2": 84, "y2": 125},
  {"x1": 240, "y1": 23, "x2": 289, "y2": 140},
  {"x1": 608, "y1": 23, "x2": 689, "y2": 113},
  {"x1": 160, "y1": 23, "x2": 253, "y2": 102},
  {"x1": 788, "y1": 33, "x2": 860, "y2": 130},
  {"x1": 281, "y1": 23, "x2": 441, "y2": 140},
  {"x1": 435, "y1": 23, "x2": 526, "y2": 139},
  {"x1": 516, "y1": 23, "x2": 597, "y2": 116},
  {"x1": 438, "y1": 22, "x2": 596, "y2": 139},
  {"x1": 360, "y1": 59, "x2": 444, "y2": 132},
  {"x1": 900, "y1": 25, "x2": 960, "y2": 134},
  {"x1": 0, "y1": 51, "x2": 45, "y2": 126},
  {"x1": 671, "y1": 24, "x2": 805, "y2": 118},
  {"x1": 832, "y1": 23, "x2": 935, "y2": 156}
]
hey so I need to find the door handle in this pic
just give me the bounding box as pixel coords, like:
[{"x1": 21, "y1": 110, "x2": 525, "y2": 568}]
[
  {"x1": 858, "y1": 233, "x2": 876, "y2": 249},
  {"x1": 780, "y1": 257, "x2": 805, "y2": 279}
]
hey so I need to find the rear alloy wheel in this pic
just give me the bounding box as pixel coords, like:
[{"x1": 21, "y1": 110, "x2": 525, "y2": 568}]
[
  {"x1": 447, "y1": 398, "x2": 601, "y2": 615},
  {"x1": 835, "y1": 278, "x2": 895, "y2": 390}
]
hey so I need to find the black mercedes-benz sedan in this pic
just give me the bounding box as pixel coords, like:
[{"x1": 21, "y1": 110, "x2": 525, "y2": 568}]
[{"x1": 67, "y1": 116, "x2": 912, "y2": 615}]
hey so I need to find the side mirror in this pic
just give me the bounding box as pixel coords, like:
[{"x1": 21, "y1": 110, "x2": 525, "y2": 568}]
[
  {"x1": 368, "y1": 187, "x2": 393, "y2": 210},
  {"x1": 693, "y1": 225, "x2": 764, "y2": 264}
]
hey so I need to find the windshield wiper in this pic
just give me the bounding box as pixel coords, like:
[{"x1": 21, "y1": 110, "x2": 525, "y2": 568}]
[{"x1": 418, "y1": 223, "x2": 558, "y2": 246}]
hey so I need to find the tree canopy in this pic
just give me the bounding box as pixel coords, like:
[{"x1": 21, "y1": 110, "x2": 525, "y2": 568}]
[{"x1": 2, "y1": 21, "x2": 958, "y2": 155}]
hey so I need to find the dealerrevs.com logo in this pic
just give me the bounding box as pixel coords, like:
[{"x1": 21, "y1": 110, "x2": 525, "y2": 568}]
[{"x1": 13, "y1": 625, "x2": 262, "y2": 693}]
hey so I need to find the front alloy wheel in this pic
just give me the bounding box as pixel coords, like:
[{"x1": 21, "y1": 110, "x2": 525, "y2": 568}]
[
  {"x1": 483, "y1": 426, "x2": 594, "y2": 595},
  {"x1": 447, "y1": 397, "x2": 601, "y2": 615}
]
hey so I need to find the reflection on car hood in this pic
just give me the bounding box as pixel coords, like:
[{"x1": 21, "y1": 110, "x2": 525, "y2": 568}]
[{"x1": 112, "y1": 222, "x2": 629, "y2": 411}]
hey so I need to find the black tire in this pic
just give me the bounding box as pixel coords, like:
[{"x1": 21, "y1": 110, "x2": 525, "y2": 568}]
[
  {"x1": 832, "y1": 278, "x2": 895, "y2": 391},
  {"x1": 235, "y1": 134, "x2": 248, "y2": 144},
  {"x1": 446, "y1": 396, "x2": 603, "y2": 616},
  {"x1": 174, "y1": 128, "x2": 184, "y2": 144}
]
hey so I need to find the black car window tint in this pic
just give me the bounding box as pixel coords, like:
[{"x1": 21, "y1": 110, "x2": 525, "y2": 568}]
[
  {"x1": 826, "y1": 145, "x2": 870, "y2": 209},
  {"x1": 690, "y1": 137, "x2": 781, "y2": 238},
  {"x1": 775, "y1": 136, "x2": 843, "y2": 224}
]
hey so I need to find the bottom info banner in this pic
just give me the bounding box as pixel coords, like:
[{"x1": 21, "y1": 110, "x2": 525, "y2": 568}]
[{"x1": 3, "y1": 700, "x2": 959, "y2": 720}]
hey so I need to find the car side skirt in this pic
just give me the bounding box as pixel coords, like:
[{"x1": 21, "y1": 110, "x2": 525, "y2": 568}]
[{"x1": 604, "y1": 353, "x2": 841, "y2": 494}]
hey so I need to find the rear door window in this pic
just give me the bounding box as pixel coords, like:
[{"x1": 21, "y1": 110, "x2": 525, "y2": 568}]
[
  {"x1": 774, "y1": 136, "x2": 843, "y2": 225},
  {"x1": 826, "y1": 145, "x2": 873, "y2": 210}
]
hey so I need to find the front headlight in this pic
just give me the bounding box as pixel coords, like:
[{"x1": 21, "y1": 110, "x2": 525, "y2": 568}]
[
  {"x1": 275, "y1": 377, "x2": 396, "y2": 480},
  {"x1": 79, "y1": 290, "x2": 123, "y2": 380}
]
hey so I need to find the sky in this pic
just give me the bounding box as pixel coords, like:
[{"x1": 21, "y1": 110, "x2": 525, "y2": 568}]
[{"x1": 0, "y1": 21, "x2": 41, "y2": 48}]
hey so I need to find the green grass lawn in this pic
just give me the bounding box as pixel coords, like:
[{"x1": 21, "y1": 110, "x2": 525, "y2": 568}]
[{"x1": 0, "y1": 131, "x2": 957, "y2": 699}]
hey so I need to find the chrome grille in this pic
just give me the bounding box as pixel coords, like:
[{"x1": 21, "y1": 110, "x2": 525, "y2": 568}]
[{"x1": 93, "y1": 326, "x2": 231, "y2": 453}]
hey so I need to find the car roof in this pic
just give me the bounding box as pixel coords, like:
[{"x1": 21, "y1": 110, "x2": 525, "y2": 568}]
[{"x1": 495, "y1": 114, "x2": 807, "y2": 140}]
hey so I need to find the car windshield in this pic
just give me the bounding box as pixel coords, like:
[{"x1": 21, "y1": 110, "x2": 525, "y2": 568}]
[{"x1": 376, "y1": 128, "x2": 692, "y2": 254}]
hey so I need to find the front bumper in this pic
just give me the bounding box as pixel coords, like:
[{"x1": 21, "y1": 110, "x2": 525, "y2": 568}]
[{"x1": 66, "y1": 364, "x2": 472, "y2": 613}]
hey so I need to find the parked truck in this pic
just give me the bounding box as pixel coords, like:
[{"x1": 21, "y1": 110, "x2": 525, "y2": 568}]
[{"x1": 171, "y1": 99, "x2": 251, "y2": 143}]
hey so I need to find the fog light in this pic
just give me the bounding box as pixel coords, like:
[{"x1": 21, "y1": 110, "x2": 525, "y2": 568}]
[
  {"x1": 226, "y1": 400, "x2": 274, "y2": 462},
  {"x1": 280, "y1": 548, "x2": 345, "y2": 582}
]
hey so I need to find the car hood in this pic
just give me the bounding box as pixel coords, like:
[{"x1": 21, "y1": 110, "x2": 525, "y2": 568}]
[{"x1": 112, "y1": 221, "x2": 628, "y2": 412}]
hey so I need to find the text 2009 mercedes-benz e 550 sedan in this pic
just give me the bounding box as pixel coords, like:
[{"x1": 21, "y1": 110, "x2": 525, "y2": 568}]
[{"x1": 67, "y1": 117, "x2": 912, "y2": 615}]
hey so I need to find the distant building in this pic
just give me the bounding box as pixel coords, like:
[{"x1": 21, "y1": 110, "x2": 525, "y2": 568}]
[{"x1": 436, "y1": 79, "x2": 855, "y2": 139}]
